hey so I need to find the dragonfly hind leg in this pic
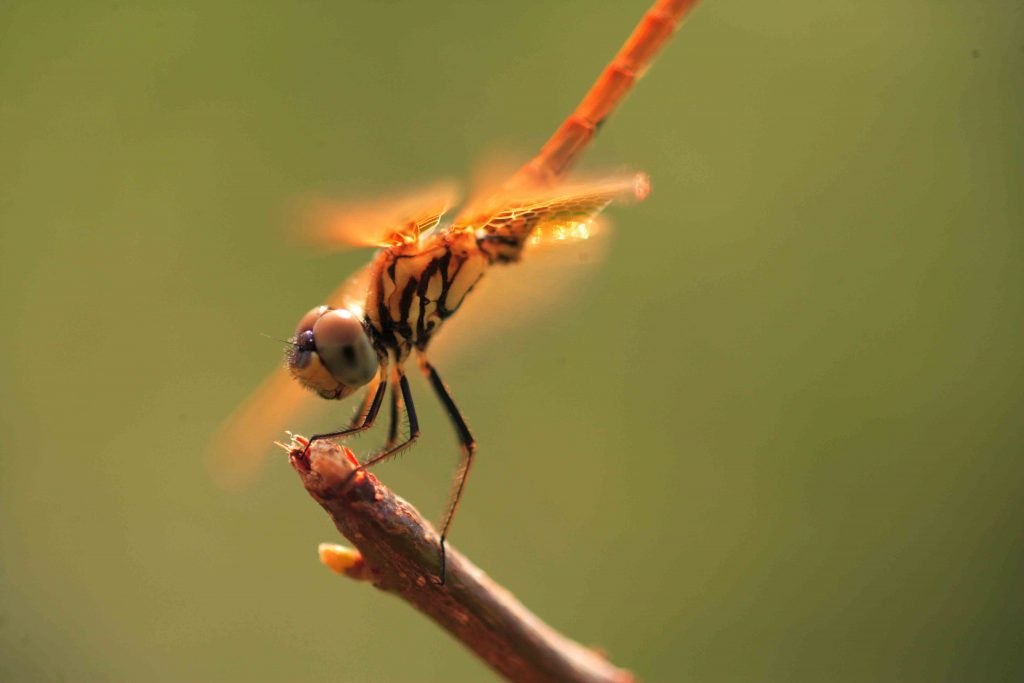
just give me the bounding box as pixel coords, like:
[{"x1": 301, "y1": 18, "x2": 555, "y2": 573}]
[{"x1": 419, "y1": 356, "x2": 477, "y2": 586}]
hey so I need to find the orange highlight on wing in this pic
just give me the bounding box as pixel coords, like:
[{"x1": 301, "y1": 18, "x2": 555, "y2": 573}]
[
  {"x1": 206, "y1": 365, "x2": 319, "y2": 490},
  {"x1": 292, "y1": 181, "x2": 459, "y2": 250}
]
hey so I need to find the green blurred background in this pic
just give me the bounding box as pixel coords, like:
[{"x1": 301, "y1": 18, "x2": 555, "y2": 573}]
[{"x1": 2, "y1": 1, "x2": 1022, "y2": 681}]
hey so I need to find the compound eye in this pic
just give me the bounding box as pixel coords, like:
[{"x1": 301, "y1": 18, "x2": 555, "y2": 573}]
[
  {"x1": 296, "y1": 330, "x2": 315, "y2": 352},
  {"x1": 294, "y1": 305, "x2": 329, "y2": 338},
  {"x1": 312, "y1": 309, "x2": 378, "y2": 386}
]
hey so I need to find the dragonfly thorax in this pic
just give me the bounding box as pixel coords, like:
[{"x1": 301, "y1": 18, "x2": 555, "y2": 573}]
[{"x1": 364, "y1": 230, "x2": 488, "y2": 362}]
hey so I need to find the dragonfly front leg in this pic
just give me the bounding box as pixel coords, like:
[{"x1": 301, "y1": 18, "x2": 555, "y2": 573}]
[
  {"x1": 419, "y1": 356, "x2": 477, "y2": 585},
  {"x1": 356, "y1": 366, "x2": 420, "y2": 469},
  {"x1": 350, "y1": 373, "x2": 384, "y2": 429},
  {"x1": 304, "y1": 370, "x2": 387, "y2": 456}
]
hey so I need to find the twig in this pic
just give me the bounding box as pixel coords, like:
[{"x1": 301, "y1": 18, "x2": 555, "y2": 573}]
[{"x1": 288, "y1": 438, "x2": 636, "y2": 683}]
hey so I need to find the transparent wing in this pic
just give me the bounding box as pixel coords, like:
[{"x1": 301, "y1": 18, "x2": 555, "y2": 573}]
[
  {"x1": 206, "y1": 365, "x2": 321, "y2": 490},
  {"x1": 292, "y1": 180, "x2": 460, "y2": 250},
  {"x1": 326, "y1": 261, "x2": 375, "y2": 317},
  {"x1": 433, "y1": 173, "x2": 647, "y2": 365},
  {"x1": 458, "y1": 150, "x2": 524, "y2": 222},
  {"x1": 206, "y1": 265, "x2": 378, "y2": 489},
  {"x1": 450, "y1": 172, "x2": 648, "y2": 238}
]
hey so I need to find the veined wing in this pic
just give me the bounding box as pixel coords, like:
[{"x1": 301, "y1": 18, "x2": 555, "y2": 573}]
[
  {"x1": 450, "y1": 173, "x2": 648, "y2": 240},
  {"x1": 293, "y1": 180, "x2": 459, "y2": 250},
  {"x1": 206, "y1": 265, "x2": 377, "y2": 489},
  {"x1": 431, "y1": 174, "x2": 649, "y2": 366}
]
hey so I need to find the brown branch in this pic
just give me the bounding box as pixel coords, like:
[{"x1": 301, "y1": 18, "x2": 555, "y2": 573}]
[{"x1": 288, "y1": 439, "x2": 636, "y2": 683}]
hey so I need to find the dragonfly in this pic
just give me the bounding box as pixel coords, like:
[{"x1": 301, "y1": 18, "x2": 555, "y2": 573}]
[{"x1": 212, "y1": 0, "x2": 702, "y2": 583}]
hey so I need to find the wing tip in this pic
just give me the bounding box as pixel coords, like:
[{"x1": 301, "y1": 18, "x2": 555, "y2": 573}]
[{"x1": 633, "y1": 173, "x2": 651, "y2": 201}]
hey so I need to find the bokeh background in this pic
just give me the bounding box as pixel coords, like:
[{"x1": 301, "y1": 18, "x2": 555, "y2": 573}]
[{"x1": 2, "y1": 1, "x2": 1022, "y2": 681}]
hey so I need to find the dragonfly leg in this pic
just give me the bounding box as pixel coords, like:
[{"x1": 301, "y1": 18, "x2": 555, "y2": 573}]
[
  {"x1": 304, "y1": 371, "x2": 387, "y2": 456},
  {"x1": 355, "y1": 366, "x2": 420, "y2": 470},
  {"x1": 419, "y1": 356, "x2": 477, "y2": 586},
  {"x1": 385, "y1": 370, "x2": 403, "y2": 450},
  {"x1": 350, "y1": 374, "x2": 383, "y2": 429}
]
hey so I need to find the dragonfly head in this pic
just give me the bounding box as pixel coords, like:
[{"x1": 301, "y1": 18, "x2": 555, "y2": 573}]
[{"x1": 288, "y1": 305, "x2": 379, "y2": 399}]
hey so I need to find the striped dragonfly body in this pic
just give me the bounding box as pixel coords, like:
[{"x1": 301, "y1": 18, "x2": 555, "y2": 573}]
[
  {"x1": 365, "y1": 175, "x2": 649, "y2": 362},
  {"x1": 365, "y1": 230, "x2": 485, "y2": 361},
  {"x1": 213, "y1": 0, "x2": 703, "y2": 584}
]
